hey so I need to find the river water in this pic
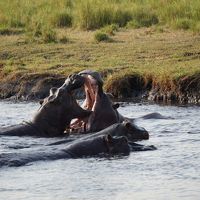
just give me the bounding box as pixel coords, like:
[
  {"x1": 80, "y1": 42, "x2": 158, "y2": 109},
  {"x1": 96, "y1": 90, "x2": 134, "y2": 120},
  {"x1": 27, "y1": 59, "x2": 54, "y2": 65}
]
[{"x1": 0, "y1": 101, "x2": 199, "y2": 200}]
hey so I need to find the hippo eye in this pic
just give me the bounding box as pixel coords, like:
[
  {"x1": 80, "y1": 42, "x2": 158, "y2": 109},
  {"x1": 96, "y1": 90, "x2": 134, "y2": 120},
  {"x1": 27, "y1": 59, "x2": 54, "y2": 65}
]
[
  {"x1": 58, "y1": 88, "x2": 65, "y2": 95},
  {"x1": 39, "y1": 99, "x2": 44, "y2": 105},
  {"x1": 124, "y1": 121, "x2": 131, "y2": 129},
  {"x1": 121, "y1": 137, "x2": 128, "y2": 143},
  {"x1": 112, "y1": 103, "x2": 120, "y2": 110}
]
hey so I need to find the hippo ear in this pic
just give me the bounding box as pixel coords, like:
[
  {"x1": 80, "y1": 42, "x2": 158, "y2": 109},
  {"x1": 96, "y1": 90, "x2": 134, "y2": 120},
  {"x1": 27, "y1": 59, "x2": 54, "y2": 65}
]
[
  {"x1": 105, "y1": 134, "x2": 113, "y2": 143},
  {"x1": 106, "y1": 93, "x2": 114, "y2": 99},
  {"x1": 50, "y1": 87, "x2": 58, "y2": 95},
  {"x1": 112, "y1": 103, "x2": 120, "y2": 110},
  {"x1": 123, "y1": 121, "x2": 132, "y2": 129}
]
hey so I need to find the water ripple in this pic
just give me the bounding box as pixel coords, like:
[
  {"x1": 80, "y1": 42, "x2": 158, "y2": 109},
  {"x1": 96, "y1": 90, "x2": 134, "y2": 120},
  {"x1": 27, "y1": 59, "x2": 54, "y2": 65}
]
[{"x1": 0, "y1": 101, "x2": 199, "y2": 200}]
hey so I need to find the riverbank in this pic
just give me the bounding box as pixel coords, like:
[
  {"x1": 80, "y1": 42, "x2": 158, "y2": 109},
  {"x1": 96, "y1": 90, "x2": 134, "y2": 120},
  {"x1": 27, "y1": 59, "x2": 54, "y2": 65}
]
[{"x1": 0, "y1": 28, "x2": 199, "y2": 104}]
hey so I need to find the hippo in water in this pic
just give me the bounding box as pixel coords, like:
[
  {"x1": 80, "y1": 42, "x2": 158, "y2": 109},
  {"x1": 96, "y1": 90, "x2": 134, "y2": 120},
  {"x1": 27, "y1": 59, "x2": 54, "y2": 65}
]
[
  {"x1": 69, "y1": 69, "x2": 118, "y2": 133},
  {"x1": 138, "y1": 112, "x2": 174, "y2": 120},
  {"x1": 78, "y1": 121, "x2": 149, "y2": 142},
  {"x1": 69, "y1": 70, "x2": 131, "y2": 132},
  {"x1": 48, "y1": 120, "x2": 150, "y2": 147},
  {"x1": 0, "y1": 135, "x2": 130, "y2": 167},
  {"x1": 69, "y1": 70, "x2": 147, "y2": 135},
  {"x1": 0, "y1": 74, "x2": 91, "y2": 137}
]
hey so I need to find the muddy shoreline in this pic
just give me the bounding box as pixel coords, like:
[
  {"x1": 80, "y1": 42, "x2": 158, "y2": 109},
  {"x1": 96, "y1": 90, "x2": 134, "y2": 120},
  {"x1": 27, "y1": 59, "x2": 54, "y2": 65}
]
[{"x1": 0, "y1": 72, "x2": 199, "y2": 105}]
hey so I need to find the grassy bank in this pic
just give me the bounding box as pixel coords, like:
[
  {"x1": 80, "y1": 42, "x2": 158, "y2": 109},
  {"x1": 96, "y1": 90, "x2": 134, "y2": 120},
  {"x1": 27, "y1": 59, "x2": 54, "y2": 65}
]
[{"x1": 0, "y1": 26, "x2": 199, "y2": 103}]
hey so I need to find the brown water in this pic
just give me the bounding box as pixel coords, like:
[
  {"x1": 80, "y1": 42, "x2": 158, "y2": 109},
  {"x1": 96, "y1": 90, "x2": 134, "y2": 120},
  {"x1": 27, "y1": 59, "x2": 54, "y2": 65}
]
[{"x1": 0, "y1": 101, "x2": 199, "y2": 200}]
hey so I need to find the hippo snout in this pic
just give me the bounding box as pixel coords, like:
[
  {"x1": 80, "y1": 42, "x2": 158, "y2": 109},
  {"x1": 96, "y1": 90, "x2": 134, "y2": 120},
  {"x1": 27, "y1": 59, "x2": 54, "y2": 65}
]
[{"x1": 135, "y1": 126, "x2": 149, "y2": 140}]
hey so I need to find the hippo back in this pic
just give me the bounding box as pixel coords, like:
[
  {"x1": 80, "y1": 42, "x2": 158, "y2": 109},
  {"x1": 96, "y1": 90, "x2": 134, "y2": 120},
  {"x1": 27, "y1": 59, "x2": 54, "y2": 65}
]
[
  {"x1": 0, "y1": 123, "x2": 39, "y2": 137},
  {"x1": 63, "y1": 136, "x2": 108, "y2": 158}
]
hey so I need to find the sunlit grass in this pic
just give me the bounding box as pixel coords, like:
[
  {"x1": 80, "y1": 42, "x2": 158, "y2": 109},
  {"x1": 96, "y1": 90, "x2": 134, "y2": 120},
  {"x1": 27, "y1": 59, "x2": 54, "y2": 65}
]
[
  {"x1": 0, "y1": 0, "x2": 200, "y2": 36},
  {"x1": 0, "y1": 27, "x2": 199, "y2": 90}
]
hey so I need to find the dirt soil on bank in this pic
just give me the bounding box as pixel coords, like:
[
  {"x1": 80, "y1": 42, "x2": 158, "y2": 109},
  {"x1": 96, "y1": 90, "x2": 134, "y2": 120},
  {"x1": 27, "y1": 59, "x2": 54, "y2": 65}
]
[{"x1": 0, "y1": 71, "x2": 199, "y2": 105}]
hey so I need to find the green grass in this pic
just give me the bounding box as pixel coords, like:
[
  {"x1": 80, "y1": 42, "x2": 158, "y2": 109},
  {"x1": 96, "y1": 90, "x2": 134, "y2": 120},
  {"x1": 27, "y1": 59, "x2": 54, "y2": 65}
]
[
  {"x1": 52, "y1": 11, "x2": 72, "y2": 28},
  {"x1": 0, "y1": 27, "x2": 199, "y2": 89},
  {"x1": 0, "y1": 1, "x2": 199, "y2": 100},
  {"x1": 0, "y1": 0, "x2": 200, "y2": 37}
]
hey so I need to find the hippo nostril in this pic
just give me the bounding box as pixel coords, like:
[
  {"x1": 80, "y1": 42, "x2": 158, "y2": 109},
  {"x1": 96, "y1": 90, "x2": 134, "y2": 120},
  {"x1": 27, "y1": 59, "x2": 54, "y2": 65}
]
[{"x1": 143, "y1": 131, "x2": 149, "y2": 140}]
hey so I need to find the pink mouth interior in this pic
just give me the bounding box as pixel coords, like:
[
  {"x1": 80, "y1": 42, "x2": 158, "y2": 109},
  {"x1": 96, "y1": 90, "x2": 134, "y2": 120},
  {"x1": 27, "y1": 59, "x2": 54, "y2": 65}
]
[{"x1": 69, "y1": 75, "x2": 99, "y2": 133}]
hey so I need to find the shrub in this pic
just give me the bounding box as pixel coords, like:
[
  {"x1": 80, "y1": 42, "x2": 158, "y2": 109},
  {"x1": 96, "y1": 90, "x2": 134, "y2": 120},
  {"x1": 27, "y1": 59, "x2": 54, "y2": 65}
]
[
  {"x1": 126, "y1": 20, "x2": 141, "y2": 29},
  {"x1": 100, "y1": 24, "x2": 119, "y2": 35},
  {"x1": 94, "y1": 31, "x2": 110, "y2": 42}
]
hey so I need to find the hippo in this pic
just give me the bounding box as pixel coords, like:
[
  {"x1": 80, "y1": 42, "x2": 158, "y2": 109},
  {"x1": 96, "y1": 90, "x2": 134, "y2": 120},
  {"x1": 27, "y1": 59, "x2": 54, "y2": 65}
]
[
  {"x1": 48, "y1": 120, "x2": 149, "y2": 147},
  {"x1": 138, "y1": 112, "x2": 174, "y2": 120},
  {"x1": 0, "y1": 74, "x2": 91, "y2": 137},
  {"x1": 80, "y1": 120, "x2": 149, "y2": 142},
  {"x1": 69, "y1": 70, "x2": 139, "y2": 133},
  {"x1": 69, "y1": 69, "x2": 119, "y2": 133},
  {"x1": 0, "y1": 135, "x2": 130, "y2": 167}
]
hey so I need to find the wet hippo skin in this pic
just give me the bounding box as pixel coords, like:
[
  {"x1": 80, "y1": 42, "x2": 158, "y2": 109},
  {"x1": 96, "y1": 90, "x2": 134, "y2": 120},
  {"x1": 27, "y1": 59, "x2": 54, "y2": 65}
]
[
  {"x1": 0, "y1": 135, "x2": 130, "y2": 167},
  {"x1": 0, "y1": 74, "x2": 91, "y2": 137}
]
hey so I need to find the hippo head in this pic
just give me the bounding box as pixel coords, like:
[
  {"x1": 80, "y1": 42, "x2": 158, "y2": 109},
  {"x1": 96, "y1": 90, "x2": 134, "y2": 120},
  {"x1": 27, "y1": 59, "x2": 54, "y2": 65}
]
[
  {"x1": 79, "y1": 69, "x2": 103, "y2": 86},
  {"x1": 68, "y1": 70, "x2": 120, "y2": 133},
  {"x1": 104, "y1": 134, "x2": 130, "y2": 156},
  {"x1": 79, "y1": 70, "x2": 104, "y2": 110},
  {"x1": 33, "y1": 74, "x2": 91, "y2": 136},
  {"x1": 121, "y1": 121, "x2": 149, "y2": 141}
]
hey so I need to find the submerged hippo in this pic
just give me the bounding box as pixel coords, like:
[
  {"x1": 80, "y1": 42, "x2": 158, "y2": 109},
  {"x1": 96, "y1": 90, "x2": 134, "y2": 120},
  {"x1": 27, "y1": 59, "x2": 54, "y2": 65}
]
[
  {"x1": 138, "y1": 112, "x2": 174, "y2": 120},
  {"x1": 81, "y1": 120, "x2": 149, "y2": 142},
  {"x1": 0, "y1": 74, "x2": 91, "y2": 137},
  {"x1": 49, "y1": 120, "x2": 155, "y2": 151},
  {"x1": 48, "y1": 120, "x2": 149, "y2": 147},
  {"x1": 0, "y1": 135, "x2": 130, "y2": 167}
]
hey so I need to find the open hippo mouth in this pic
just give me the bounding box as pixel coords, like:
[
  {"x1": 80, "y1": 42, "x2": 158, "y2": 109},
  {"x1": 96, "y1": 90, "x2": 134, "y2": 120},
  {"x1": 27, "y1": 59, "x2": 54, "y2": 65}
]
[
  {"x1": 64, "y1": 71, "x2": 149, "y2": 140},
  {"x1": 79, "y1": 70, "x2": 103, "y2": 110},
  {"x1": 69, "y1": 70, "x2": 104, "y2": 133}
]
